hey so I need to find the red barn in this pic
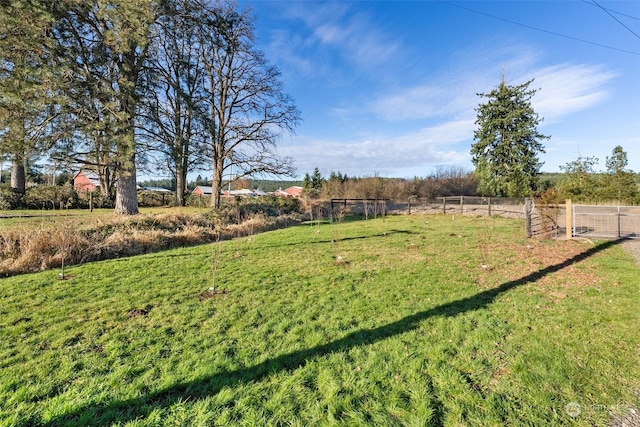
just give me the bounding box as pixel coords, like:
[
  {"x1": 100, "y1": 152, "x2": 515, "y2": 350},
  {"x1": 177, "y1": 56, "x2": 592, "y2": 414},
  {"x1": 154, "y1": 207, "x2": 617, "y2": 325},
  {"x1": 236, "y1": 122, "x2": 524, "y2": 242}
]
[
  {"x1": 274, "y1": 186, "x2": 303, "y2": 198},
  {"x1": 192, "y1": 186, "x2": 213, "y2": 196},
  {"x1": 73, "y1": 171, "x2": 100, "y2": 192}
]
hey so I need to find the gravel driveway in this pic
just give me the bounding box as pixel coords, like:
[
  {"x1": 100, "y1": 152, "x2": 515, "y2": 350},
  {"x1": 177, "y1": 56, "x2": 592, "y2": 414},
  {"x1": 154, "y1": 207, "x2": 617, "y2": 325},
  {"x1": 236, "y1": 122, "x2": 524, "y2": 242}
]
[{"x1": 621, "y1": 239, "x2": 640, "y2": 265}]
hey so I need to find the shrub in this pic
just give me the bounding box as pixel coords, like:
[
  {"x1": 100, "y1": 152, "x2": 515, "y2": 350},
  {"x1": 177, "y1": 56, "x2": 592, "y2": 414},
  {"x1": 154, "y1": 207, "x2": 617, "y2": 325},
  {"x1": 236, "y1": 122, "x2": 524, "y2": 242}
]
[
  {"x1": 0, "y1": 185, "x2": 25, "y2": 210},
  {"x1": 228, "y1": 196, "x2": 302, "y2": 221},
  {"x1": 137, "y1": 190, "x2": 173, "y2": 207},
  {"x1": 24, "y1": 185, "x2": 76, "y2": 210},
  {"x1": 74, "y1": 190, "x2": 114, "y2": 209},
  {"x1": 186, "y1": 193, "x2": 209, "y2": 208}
]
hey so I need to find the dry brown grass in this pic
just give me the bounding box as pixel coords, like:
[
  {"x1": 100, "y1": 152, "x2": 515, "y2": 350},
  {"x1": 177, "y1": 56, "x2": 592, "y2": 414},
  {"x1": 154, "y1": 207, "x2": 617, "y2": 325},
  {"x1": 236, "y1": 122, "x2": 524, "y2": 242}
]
[{"x1": 0, "y1": 212, "x2": 302, "y2": 277}]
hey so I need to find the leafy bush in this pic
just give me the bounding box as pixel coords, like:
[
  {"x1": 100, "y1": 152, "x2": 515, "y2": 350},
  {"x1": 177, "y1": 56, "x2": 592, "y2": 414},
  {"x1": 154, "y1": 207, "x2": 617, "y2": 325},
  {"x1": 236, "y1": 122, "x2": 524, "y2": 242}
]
[
  {"x1": 74, "y1": 190, "x2": 114, "y2": 209},
  {"x1": 24, "y1": 185, "x2": 76, "y2": 210},
  {"x1": 137, "y1": 190, "x2": 173, "y2": 207},
  {"x1": 0, "y1": 185, "x2": 25, "y2": 210},
  {"x1": 186, "y1": 193, "x2": 209, "y2": 208},
  {"x1": 224, "y1": 196, "x2": 302, "y2": 222}
]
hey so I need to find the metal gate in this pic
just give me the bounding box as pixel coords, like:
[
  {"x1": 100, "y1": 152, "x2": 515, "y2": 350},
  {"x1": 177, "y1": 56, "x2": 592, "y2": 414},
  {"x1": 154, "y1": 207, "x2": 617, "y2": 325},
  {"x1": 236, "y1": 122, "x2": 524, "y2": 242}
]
[{"x1": 572, "y1": 205, "x2": 640, "y2": 239}]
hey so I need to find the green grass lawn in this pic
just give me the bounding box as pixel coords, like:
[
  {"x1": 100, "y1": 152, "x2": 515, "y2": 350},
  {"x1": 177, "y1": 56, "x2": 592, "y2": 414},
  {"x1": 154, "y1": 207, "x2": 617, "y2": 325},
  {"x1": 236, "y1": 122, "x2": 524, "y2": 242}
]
[{"x1": 1, "y1": 214, "x2": 638, "y2": 426}]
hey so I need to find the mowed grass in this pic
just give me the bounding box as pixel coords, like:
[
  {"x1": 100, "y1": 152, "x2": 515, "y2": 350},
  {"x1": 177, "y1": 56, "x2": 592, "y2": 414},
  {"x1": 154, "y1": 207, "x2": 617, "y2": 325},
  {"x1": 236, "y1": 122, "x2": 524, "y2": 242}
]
[{"x1": 1, "y1": 214, "x2": 639, "y2": 426}]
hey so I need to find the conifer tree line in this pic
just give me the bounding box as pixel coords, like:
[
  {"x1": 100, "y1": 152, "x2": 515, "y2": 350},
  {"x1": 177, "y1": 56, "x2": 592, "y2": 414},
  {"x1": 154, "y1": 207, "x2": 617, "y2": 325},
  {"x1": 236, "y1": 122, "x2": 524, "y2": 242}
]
[
  {"x1": 0, "y1": 0, "x2": 300, "y2": 213},
  {"x1": 299, "y1": 154, "x2": 639, "y2": 205}
]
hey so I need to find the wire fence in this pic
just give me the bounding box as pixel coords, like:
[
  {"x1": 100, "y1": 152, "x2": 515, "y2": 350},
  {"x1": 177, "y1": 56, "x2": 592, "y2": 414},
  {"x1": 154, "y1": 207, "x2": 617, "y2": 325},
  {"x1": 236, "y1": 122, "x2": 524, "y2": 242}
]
[
  {"x1": 572, "y1": 205, "x2": 640, "y2": 239},
  {"x1": 328, "y1": 196, "x2": 640, "y2": 240},
  {"x1": 330, "y1": 196, "x2": 564, "y2": 238}
]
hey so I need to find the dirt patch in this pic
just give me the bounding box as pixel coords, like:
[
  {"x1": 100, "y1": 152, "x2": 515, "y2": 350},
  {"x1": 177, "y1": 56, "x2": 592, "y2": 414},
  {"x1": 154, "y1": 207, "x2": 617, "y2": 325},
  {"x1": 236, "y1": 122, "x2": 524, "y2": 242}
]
[
  {"x1": 199, "y1": 289, "x2": 228, "y2": 300},
  {"x1": 126, "y1": 309, "x2": 149, "y2": 318},
  {"x1": 88, "y1": 344, "x2": 104, "y2": 354},
  {"x1": 610, "y1": 404, "x2": 640, "y2": 427}
]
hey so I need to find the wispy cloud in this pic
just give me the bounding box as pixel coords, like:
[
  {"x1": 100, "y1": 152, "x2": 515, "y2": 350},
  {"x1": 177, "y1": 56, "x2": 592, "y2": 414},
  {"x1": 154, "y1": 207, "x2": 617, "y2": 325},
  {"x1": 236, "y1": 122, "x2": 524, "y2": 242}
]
[
  {"x1": 269, "y1": 2, "x2": 402, "y2": 75},
  {"x1": 529, "y1": 63, "x2": 617, "y2": 122},
  {"x1": 280, "y1": 119, "x2": 474, "y2": 177},
  {"x1": 345, "y1": 49, "x2": 616, "y2": 128},
  {"x1": 351, "y1": 46, "x2": 541, "y2": 122}
]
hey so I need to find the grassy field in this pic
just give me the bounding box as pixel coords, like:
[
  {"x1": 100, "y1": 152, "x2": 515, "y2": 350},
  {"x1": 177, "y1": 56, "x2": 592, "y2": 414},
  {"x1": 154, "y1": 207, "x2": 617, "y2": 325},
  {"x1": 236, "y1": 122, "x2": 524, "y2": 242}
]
[
  {"x1": 1, "y1": 214, "x2": 639, "y2": 426},
  {"x1": 0, "y1": 207, "x2": 211, "y2": 230}
]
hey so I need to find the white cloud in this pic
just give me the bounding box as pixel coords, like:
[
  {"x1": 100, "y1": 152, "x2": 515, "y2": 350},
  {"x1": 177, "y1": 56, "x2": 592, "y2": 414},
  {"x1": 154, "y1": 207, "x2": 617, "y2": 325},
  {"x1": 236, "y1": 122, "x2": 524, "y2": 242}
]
[
  {"x1": 280, "y1": 119, "x2": 474, "y2": 177},
  {"x1": 529, "y1": 63, "x2": 617, "y2": 122},
  {"x1": 352, "y1": 45, "x2": 542, "y2": 122},
  {"x1": 348, "y1": 49, "x2": 615, "y2": 130}
]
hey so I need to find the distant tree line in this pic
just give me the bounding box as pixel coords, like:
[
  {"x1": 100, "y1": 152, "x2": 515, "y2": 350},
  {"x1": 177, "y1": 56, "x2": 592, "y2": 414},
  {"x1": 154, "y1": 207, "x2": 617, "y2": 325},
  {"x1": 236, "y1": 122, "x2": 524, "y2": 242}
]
[
  {"x1": 301, "y1": 166, "x2": 479, "y2": 201},
  {"x1": 300, "y1": 145, "x2": 640, "y2": 204}
]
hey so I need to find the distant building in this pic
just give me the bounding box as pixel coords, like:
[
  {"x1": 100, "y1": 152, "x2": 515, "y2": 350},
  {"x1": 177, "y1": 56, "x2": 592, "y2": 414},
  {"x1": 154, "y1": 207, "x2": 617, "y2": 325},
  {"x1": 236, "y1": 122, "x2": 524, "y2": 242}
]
[
  {"x1": 73, "y1": 171, "x2": 100, "y2": 192},
  {"x1": 194, "y1": 186, "x2": 267, "y2": 198},
  {"x1": 193, "y1": 186, "x2": 213, "y2": 196},
  {"x1": 223, "y1": 188, "x2": 269, "y2": 197},
  {"x1": 283, "y1": 186, "x2": 303, "y2": 198}
]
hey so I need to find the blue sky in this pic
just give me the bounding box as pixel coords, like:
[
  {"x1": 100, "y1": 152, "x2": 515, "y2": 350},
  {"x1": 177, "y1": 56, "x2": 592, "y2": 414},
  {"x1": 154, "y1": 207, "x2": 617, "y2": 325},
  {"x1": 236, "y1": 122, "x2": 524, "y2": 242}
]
[{"x1": 240, "y1": 0, "x2": 640, "y2": 179}]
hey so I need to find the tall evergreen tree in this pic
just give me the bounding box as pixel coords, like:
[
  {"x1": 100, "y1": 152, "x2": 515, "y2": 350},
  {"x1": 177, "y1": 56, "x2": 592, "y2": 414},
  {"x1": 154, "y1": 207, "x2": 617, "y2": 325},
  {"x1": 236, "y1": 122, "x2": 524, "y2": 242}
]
[
  {"x1": 311, "y1": 167, "x2": 324, "y2": 191},
  {"x1": 48, "y1": 0, "x2": 157, "y2": 214},
  {"x1": 0, "y1": 1, "x2": 59, "y2": 195},
  {"x1": 471, "y1": 77, "x2": 548, "y2": 197}
]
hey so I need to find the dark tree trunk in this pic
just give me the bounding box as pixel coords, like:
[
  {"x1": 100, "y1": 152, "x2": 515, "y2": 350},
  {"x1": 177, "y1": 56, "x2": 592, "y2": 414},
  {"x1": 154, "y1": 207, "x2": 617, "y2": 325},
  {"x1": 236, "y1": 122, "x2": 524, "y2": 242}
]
[
  {"x1": 176, "y1": 167, "x2": 186, "y2": 207},
  {"x1": 114, "y1": 124, "x2": 139, "y2": 214},
  {"x1": 10, "y1": 151, "x2": 26, "y2": 194},
  {"x1": 114, "y1": 165, "x2": 139, "y2": 215}
]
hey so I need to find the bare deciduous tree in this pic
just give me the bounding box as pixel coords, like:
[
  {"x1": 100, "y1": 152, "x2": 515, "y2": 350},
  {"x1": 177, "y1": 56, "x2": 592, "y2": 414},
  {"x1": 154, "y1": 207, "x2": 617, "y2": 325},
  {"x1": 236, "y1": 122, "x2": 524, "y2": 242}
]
[
  {"x1": 139, "y1": 0, "x2": 209, "y2": 206},
  {"x1": 197, "y1": 2, "x2": 300, "y2": 208}
]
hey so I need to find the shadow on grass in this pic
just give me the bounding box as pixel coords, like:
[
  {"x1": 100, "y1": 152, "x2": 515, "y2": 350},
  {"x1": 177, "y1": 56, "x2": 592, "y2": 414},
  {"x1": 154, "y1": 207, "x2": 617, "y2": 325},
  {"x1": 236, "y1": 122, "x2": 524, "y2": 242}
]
[
  {"x1": 36, "y1": 238, "x2": 626, "y2": 427},
  {"x1": 139, "y1": 229, "x2": 417, "y2": 261}
]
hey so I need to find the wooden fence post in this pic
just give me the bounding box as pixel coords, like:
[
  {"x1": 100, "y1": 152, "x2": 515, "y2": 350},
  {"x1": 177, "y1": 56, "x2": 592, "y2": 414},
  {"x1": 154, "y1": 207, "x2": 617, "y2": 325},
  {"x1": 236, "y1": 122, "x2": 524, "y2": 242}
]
[
  {"x1": 488, "y1": 197, "x2": 491, "y2": 217},
  {"x1": 524, "y1": 199, "x2": 532, "y2": 238},
  {"x1": 565, "y1": 199, "x2": 572, "y2": 240}
]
